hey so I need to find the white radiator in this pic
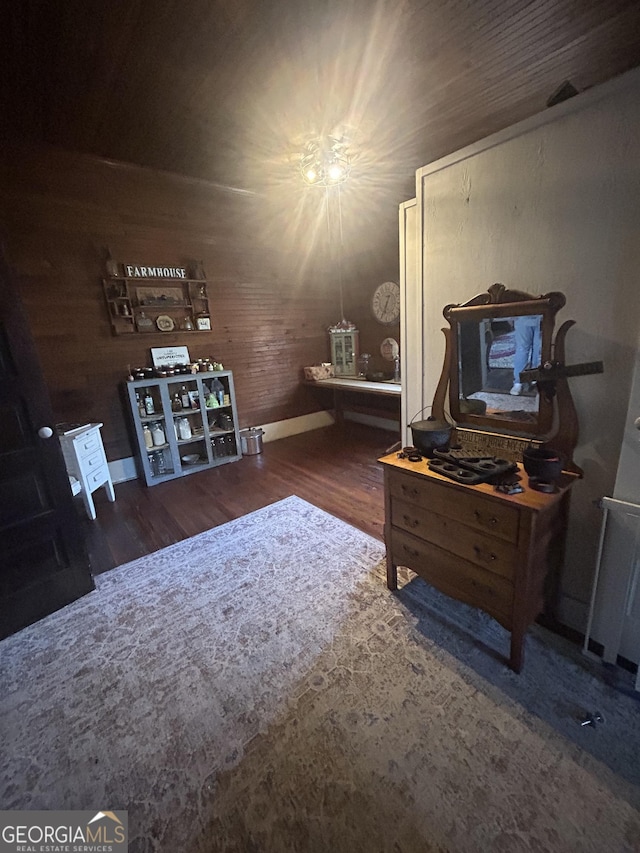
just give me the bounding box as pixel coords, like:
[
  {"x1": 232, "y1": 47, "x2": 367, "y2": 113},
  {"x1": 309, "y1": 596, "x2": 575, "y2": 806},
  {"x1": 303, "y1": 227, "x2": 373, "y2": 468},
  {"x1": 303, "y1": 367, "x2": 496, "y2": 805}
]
[{"x1": 584, "y1": 497, "x2": 640, "y2": 691}]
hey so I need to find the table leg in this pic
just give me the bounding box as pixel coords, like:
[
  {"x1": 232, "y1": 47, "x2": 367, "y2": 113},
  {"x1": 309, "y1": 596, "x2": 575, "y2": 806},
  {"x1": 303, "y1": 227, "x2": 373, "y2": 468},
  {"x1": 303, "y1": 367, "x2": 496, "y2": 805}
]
[
  {"x1": 333, "y1": 389, "x2": 344, "y2": 426},
  {"x1": 81, "y1": 489, "x2": 97, "y2": 521}
]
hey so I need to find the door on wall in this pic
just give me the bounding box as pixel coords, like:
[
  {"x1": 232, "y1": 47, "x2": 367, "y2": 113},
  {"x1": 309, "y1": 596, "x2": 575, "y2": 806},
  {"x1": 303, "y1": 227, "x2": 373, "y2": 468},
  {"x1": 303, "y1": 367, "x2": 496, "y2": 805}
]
[
  {"x1": 613, "y1": 346, "x2": 640, "y2": 505},
  {"x1": 0, "y1": 249, "x2": 94, "y2": 640}
]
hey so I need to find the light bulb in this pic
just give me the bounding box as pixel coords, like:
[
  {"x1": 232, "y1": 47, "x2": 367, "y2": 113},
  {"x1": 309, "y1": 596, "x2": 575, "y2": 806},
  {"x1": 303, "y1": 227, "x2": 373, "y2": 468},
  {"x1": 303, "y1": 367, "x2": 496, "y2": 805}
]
[{"x1": 328, "y1": 163, "x2": 343, "y2": 182}]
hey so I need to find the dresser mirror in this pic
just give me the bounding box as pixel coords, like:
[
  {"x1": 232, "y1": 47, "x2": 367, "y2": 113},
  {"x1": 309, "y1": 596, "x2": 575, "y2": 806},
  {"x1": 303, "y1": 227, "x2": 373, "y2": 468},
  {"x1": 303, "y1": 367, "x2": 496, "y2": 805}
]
[{"x1": 432, "y1": 283, "x2": 580, "y2": 469}]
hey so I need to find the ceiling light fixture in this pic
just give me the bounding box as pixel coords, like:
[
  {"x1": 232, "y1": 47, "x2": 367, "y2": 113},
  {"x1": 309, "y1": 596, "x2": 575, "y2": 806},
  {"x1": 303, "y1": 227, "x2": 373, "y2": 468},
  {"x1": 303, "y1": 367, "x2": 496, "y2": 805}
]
[{"x1": 299, "y1": 136, "x2": 351, "y2": 187}]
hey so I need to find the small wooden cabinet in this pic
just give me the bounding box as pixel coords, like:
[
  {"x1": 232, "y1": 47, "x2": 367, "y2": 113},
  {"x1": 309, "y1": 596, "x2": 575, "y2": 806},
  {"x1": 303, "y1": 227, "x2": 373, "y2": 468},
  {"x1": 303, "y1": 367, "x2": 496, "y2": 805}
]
[
  {"x1": 380, "y1": 452, "x2": 577, "y2": 672},
  {"x1": 126, "y1": 371, "x2": 241, "y2": 486},
  {"x1": 59, "y1": 423, "x2": 115, "y2": 520}
]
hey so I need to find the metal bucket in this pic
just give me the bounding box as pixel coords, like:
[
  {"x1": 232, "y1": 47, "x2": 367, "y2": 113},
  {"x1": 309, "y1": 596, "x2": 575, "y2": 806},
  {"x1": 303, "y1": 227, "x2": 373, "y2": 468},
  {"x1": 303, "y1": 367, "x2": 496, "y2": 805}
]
[{"x1": 240, "y1": 427, "x2": 264, "y2": 455}]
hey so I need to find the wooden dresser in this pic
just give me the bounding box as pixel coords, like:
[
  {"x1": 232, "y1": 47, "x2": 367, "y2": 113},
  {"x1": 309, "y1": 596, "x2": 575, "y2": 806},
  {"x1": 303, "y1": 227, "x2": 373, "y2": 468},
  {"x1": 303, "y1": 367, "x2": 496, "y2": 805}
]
[{"x1": 380, "y1": 452, "x2": 578, "y2": 672}]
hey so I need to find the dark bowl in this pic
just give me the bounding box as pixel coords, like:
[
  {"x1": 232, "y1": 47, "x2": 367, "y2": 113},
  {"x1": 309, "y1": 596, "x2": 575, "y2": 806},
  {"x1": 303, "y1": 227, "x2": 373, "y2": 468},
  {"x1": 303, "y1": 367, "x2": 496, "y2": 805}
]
[{"x1": 522, "y1": 447, "x2": 564, "y2": 481}]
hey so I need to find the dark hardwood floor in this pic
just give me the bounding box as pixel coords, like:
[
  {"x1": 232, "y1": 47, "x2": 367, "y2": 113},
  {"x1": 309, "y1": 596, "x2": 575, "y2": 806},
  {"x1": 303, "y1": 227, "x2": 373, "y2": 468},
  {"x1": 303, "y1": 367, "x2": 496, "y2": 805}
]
[{"x1": 82, "y1": 423, "x2": 400, "y2": 576}]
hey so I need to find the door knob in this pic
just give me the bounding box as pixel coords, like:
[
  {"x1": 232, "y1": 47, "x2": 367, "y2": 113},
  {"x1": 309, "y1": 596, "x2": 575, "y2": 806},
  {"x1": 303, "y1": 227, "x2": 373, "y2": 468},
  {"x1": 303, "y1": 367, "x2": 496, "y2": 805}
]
[{"x1": 38, "y1": 426, "x2": 54, "y2": 439}]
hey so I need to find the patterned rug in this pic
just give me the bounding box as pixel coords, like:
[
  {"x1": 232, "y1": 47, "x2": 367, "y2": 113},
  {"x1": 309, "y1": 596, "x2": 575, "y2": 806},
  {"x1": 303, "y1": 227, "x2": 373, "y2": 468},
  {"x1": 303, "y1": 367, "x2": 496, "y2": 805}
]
[{"x1": 1, "y1": 496, "x2": 639, "y2": 852}]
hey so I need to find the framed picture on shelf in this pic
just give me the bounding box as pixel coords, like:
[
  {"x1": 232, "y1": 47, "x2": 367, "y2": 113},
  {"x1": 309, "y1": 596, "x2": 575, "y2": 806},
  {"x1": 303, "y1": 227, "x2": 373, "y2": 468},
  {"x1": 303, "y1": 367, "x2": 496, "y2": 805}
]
[
  {"x1": 196, "y1": 316, "x2": 211, "y2": 331},
  {"x1": 136, "y1": 286, "x2": 185, "y2": 307}
]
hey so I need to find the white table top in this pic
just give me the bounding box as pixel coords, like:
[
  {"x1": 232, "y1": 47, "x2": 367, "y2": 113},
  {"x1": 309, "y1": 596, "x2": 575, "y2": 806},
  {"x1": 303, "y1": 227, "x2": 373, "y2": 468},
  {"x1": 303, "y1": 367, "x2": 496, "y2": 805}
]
[{"x1": 310, "y1": 378, "x2": 401, "y2": 397}]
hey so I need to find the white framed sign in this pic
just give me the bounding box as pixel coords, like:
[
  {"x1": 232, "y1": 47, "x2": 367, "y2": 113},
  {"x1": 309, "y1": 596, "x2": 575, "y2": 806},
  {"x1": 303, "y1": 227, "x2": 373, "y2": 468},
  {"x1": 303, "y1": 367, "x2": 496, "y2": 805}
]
[
  {"x1": 125, "y1": 264, "x2": 188, "y2": 279},
  {"x1": 150, "y1": 345, "x2": 191, "y2": 368}
]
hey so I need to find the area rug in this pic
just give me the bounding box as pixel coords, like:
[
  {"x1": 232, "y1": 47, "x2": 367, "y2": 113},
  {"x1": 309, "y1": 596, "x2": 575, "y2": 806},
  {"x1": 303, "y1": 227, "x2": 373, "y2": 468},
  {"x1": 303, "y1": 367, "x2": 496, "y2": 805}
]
[{"x1": 1, "y1": 495, "x2": 639, "y2": 852}]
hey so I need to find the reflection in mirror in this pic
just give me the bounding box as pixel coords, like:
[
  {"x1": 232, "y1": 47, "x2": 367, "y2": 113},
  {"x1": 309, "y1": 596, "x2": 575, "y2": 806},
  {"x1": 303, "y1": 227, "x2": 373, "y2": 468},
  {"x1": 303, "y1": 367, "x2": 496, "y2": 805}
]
[
  {"x1": 458, "y1": 314, "x2": 543, "y2": 424},
  {"x1": 439, "y1": 284, "x2": 567, "y2": 439},
  {"x1": 432, "y1": 284, "x2": 583, "y2": 467}
]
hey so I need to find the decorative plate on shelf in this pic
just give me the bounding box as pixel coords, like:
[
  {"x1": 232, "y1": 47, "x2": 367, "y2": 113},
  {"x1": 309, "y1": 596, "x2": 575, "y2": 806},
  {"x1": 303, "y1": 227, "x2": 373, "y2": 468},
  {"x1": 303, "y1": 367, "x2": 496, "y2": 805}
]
[{"x1": 156, "y1": 314, "x2": 175, "y2": 332}]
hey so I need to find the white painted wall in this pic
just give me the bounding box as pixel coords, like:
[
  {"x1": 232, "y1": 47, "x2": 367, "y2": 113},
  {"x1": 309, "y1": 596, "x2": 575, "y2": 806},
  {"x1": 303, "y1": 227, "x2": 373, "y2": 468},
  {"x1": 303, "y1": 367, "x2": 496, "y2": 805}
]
[{"x1": 411, "y1": 67, "x2": 640, "y2": 632}]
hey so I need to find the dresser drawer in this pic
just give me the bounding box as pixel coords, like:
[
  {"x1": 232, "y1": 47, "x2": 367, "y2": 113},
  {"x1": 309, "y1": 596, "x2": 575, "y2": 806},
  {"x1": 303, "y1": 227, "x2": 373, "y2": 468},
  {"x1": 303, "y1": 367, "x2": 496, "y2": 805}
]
[
  {"x1": 73, "y1": 430, "x2": 101, "y2": 460},
  {"x1": 387, "y1": 468, "x2": 519, "y2": 543},
  {"x1": 390, "y1": 527, "x2": 514, "y2": 626},
  {"x1": 391, "y1": 497, "x2": 516, "y2": 580}
]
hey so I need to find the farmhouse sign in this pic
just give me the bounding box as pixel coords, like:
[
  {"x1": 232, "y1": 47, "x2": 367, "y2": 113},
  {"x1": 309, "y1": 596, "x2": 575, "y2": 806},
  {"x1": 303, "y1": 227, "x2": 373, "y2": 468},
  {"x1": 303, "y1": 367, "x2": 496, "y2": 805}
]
[{"x1": 124, "y1": 264, "x2": 188, "y2": 279}]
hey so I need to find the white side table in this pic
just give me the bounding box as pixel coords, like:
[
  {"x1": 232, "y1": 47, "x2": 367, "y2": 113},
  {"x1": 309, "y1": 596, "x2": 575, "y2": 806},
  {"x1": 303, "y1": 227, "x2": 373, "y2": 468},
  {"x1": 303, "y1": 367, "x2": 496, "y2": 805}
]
[{"x1": 59, "y1": 423, "x2": 115, "y2": 520}]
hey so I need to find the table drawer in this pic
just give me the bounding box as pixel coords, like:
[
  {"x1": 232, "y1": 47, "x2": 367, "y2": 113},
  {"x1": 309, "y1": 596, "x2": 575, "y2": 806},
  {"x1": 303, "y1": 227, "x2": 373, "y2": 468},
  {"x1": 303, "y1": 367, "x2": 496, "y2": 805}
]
[
  {"x1": 387, "y1": 468, "x2": 519, "y2": 543},
  {"x1": 390, "y1": 527, "x2": 514, "y2": 626},
  {"x1": 82, "y1": 449, "x2": 106, "y2": 472},
  {"x1": 86, "y1": 465, "x2": 109, "y2": 490},
  {"x1": 391, "y1": 497, "x2": 516, "y2": 580},
  {"x1": 73, "y1": 430, "x2": 101, "y2": 459}
]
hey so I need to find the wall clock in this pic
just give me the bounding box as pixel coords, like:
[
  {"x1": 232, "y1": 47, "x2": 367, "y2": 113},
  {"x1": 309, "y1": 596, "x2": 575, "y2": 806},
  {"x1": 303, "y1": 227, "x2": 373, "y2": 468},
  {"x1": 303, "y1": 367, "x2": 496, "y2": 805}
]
[{"x1": 371, "y1": 281, "x2": 400, "y2": 325}]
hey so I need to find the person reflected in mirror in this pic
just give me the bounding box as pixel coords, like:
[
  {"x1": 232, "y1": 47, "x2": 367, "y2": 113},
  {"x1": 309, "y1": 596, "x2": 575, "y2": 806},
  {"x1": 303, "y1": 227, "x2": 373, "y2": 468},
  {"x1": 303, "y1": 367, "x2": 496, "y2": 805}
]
[{"x1": 510, "y1": 315, "x2": 542, "y2": 395}]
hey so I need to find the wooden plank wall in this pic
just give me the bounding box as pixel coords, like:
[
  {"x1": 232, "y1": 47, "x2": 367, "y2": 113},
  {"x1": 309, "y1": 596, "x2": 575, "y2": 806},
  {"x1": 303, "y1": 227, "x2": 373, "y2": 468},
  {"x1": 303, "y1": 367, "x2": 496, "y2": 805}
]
[{"x1": 0, "y1": 143, "x2": 344, "y2": 462}]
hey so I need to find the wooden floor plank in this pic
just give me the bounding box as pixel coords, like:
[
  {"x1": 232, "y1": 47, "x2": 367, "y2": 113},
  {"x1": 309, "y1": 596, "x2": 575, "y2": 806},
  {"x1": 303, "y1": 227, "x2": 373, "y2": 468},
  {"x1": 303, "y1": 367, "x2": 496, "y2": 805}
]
[{"x1": 83, "y1": 423, "x2": 396, "y2": 575}]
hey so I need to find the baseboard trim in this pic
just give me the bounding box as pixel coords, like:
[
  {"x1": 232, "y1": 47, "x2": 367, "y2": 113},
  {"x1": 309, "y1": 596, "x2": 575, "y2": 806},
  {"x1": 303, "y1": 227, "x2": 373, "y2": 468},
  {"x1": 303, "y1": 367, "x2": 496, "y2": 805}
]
[
  {"x1": 344, "y1": 411, "x2": 400, "y2": 432},
  {"x1": 109, "y1": 456, "x2": 138, "y2": 484},
  {"x1": 258, "y1": 410, "x2": 335, "y2": 443},
  {"x1": 109, "y1": 410, "x2": 337, "y2": 484}
]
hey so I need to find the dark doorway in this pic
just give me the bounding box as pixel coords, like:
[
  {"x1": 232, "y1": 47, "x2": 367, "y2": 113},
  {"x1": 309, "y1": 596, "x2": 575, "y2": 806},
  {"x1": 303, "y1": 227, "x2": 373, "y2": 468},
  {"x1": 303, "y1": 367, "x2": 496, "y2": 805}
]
[{"x1": 0, "y1": 248, "x2": 94, "y2": 640}]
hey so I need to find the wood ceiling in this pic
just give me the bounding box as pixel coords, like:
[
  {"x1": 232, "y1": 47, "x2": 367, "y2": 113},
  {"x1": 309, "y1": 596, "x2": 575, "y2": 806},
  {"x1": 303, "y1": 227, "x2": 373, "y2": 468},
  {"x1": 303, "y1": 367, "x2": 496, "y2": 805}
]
[{"x1": 3, "y1": 0, "x2": 640, "y2": 203}]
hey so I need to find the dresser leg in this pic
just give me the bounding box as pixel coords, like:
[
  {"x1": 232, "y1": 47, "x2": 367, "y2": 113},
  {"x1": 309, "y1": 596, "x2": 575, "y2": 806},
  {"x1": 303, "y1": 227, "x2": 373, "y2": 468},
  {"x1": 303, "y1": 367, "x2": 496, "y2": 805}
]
[
  {"x1": 386, "y1": 557, "x2": 397, "y2": 591},
  {"x1": 509, "y1": 630, "x2": 525, "y2": 673}
]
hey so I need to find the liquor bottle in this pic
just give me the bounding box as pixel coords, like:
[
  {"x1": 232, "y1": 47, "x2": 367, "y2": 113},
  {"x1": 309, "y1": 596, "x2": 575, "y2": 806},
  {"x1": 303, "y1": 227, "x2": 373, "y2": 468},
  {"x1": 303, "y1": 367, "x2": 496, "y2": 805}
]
[
  {"x1": 144, "y1": 389, "x2": 155, "y2": 415},
  {"x1": 135, "y1": 392, "x2": 146, "y2": 417},
  {"x1": 171, "y1": 392, "x2": 183, "y2": 412},
  {"x1": 211, "y1": 377, "x2": 224, "y2": 406},
  {"x1": 180, "y1": 385, "x2": 190, "y2": 409}
]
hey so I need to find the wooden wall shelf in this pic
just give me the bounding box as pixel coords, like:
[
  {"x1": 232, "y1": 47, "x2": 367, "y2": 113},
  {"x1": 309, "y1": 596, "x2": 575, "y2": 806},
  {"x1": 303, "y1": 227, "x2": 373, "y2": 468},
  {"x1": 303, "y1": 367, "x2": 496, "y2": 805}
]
[{"x1": 103, "y1": 276, "x2": 210, "y2": 336}]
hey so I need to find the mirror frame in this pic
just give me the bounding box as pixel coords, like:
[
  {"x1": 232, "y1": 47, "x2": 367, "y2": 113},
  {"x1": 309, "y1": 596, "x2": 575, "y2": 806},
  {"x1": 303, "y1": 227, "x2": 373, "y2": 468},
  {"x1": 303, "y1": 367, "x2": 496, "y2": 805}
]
[{"x1": 442, "y1": 283, "x2": 566, "y2": 438}]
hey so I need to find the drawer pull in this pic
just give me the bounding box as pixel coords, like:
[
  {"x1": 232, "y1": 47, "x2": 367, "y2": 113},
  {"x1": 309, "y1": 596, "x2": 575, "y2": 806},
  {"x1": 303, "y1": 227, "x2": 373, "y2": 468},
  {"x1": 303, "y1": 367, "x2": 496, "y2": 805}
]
[
  {"x1": 402, "y1": 514, "x2": 420, "y2": 529},
  {"x1": 473, "y1": 544, "x2": 497, "y2": 563},
  {"x1": 474, "y1": 509, "x2": 498, "y2": 527},
  {"x1": 402, "y1": 544, "x2": 421, "y2": 559},
  {"x1": 400, "y1": 484, "x2": 420, "y2": 499}
]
